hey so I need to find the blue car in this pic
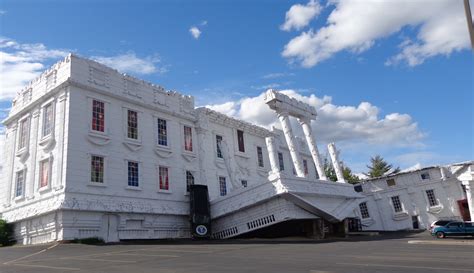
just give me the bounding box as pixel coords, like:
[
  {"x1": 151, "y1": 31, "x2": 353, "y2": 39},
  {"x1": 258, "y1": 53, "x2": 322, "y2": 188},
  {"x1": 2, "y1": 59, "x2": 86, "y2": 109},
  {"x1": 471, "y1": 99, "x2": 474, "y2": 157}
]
[{"x1": 431, "y1": 221, "x2": 474, "y2": 238}]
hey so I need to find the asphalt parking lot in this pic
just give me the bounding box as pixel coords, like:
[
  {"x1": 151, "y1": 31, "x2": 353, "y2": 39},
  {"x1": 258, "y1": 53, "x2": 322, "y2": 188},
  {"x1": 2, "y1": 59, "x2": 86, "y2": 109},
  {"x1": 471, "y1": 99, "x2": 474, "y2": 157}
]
[{"x1": 0, "y1": 232, "x2": 473, "y2": 273}]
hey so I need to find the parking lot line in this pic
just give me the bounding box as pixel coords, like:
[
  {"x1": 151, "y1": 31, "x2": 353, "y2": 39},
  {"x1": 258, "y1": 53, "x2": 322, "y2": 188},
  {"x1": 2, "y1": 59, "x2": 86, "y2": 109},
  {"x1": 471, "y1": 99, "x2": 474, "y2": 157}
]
[
  {"x1": 3, "y1": 243, "x2": 59, "y2": 265},
  {"x1": 7, "y1": 263, "x2": 81, "y2": 271},
  {"x1": 105, "y1": 253, "x2": 180, "y2": 257},
  {"x1": 336, "y1": 262, "x2": 474, "y2": 272},
  {"x1": 63, "y1": 257, "x2": 137, "y2": 263}
]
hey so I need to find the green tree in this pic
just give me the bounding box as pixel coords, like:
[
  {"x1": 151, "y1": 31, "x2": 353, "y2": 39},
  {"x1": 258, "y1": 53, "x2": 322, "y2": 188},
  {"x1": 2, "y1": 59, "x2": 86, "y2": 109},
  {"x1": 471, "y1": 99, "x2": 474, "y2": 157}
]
[
  {"x1": 323, "y1": 157, "x2": 360, "y2": 184},
  {"x1": 365, "y1": 155, "x2": 400, "y2": 178},
  {"x1": 0, "y1": 219, "x2": 13, "y2": 246}
]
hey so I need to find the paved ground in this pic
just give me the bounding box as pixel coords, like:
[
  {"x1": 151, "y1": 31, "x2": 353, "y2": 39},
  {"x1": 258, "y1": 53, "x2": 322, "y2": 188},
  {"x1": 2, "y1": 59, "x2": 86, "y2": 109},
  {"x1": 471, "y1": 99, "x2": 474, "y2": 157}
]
[{"x1": 0, "y1": 232, "x2": 473, "y2": 273}]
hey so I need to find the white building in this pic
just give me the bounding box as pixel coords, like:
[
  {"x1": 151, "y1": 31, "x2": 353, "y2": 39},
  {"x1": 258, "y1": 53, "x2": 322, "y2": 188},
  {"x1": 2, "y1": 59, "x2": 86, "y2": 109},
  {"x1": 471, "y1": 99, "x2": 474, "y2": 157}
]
[
  {"x1": 0, "y1": 54, "x2": 362, "y2": 244},
  {"x1": 356, "y1": 162, "x2": 474, "y2": 231}
]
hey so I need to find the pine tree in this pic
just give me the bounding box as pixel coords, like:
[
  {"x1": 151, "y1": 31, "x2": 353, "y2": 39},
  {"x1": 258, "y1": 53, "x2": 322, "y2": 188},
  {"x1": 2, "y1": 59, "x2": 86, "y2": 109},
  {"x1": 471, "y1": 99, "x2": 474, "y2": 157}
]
[{"x1": 365, "y1": 155, "x2": 400, "y2": 178}]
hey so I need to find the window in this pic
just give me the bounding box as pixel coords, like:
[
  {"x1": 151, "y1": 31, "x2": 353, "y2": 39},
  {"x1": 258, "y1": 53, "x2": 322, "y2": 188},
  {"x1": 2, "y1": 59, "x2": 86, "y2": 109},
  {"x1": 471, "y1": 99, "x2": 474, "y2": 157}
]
[
  {"x1": 91, "y1": 156, "x2": 104, "y2": 183},
  {"x1": 157, "y1": 118, "x2": 167, "y2": 146},
  {"x1": 42, "y1": 103, "x2": 53, "y2": 138},
  {"x1": 186, "y1": 171, "x2": 194, "y2": 192},
  {"x1": 127, "y1": 161, "x2": 139, "y2": 187},
  {"x1": 92, "y1": 100, "x2": 105, "y2": 132},
  {"x1": 359, "y1": 202, "x2": 370, "y2": 219},
  {"x1": 127, "y1": 110, "x2": 138, "y2": 139},
  {"x1": 184, "y1": 126, "x2": 193, "y2": 151},
  {"x1": 219, "y1": 176, "x2": 227, "y2": 196},
  {"x1": 421, "y1": 172, "x2": 430, "y2": 180},
  {"x1": 278, "y1": 152, "x2": 285, "y2": 171},
  {"x1": 303, "y1": 159, "x2": 308, "y2": 175},
  {"x1": 237, "y1": 130, "x2": 245, "y2": 152},
  {"x1": 15, "y1": 170, "x2": 25, "y2": 198},
  {"x1": 216, "y1": 135, "x2": 223, "y2": 158},
  {"x1": 18, "y1": 118, "x2": 29, "y2": 150},
  {"x1": 257, "y1": 146, "x2": 264, "y2": 167},
  {"x1": 426, "y1": 189, "x2": 438, "y2": 207},
  {"x1": 241, "y1": 180, "x2": 248, "y2": 188},
  {"x1": 39, "y1": 160, "x2": 50, "y2": 188},
  {"x1": 391, "y1": 196, "x2": 403, "y2": 213},
  {"x1": 386, "y1": 179, "x2": 396, "y2": 187},
  {"x1": 159, "y1": 166, "x2": 169, "y2": 190}
]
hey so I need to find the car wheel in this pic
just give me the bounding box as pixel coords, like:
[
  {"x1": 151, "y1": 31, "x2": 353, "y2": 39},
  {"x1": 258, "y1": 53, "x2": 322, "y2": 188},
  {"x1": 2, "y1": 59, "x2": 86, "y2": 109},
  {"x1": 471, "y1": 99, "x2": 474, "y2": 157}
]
[{"x1": 436, "y1": 231, "x2": 445, "y2": 239}]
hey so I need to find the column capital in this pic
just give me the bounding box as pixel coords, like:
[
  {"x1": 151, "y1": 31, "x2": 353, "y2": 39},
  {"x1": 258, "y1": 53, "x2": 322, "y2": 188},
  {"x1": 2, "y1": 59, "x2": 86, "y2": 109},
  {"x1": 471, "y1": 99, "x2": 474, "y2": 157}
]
[
  {"x1": 276, "y1": 110, "x2": 290, "y2": 118},
  {"x1": 297, "y1": 116, "x2": 312, "y2": 126}
]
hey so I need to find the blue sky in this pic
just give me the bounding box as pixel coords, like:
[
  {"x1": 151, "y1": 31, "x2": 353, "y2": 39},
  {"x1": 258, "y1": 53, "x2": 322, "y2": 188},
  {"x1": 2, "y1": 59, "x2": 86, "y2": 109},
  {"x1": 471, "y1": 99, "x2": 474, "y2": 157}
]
[{"x1": 0, "y1": 0, "x2": 473, "y2": 173}]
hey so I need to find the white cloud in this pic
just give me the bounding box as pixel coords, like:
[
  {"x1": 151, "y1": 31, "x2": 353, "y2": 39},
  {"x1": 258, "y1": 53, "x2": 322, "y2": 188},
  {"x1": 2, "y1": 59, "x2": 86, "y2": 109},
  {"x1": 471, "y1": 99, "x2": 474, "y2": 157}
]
[
  {"x1": 92, "y1": 52, "x2": 166, "y2": 75},
  {"x1": 0, "y1": 10, "x2": 6, "y2": 15},
  {"x1": 206, "y1": 89, "x2": 425, "y2": 147},
  {"x1": 0, "y1": 37, "x2": 69, "y2": 100},
  {"x1": 282, "y1": 0, "x2": 470, "y2": 67},
  {"x1": 262, "y1": 72, "x2": 294, "y2": 79},
  {"x1": 189, "y1": 26, "x2": 202, "y2": 39},
  {"x1": 281, "y1": 0, "x2": 322, "y2": 31}
]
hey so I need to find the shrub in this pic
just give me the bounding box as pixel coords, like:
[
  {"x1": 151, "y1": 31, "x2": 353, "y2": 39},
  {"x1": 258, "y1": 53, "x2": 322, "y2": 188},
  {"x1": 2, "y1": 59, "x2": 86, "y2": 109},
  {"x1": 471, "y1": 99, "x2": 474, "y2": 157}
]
[{"x1": 0, "y1": 219, "x2": 14, "y2": 246}]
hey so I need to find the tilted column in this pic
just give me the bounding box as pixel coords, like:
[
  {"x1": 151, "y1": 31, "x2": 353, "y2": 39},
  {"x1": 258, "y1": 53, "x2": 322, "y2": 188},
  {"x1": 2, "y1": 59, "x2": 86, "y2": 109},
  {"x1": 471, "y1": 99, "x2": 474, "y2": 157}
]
[
  {"x1": 26, "y1": 108, "x2": 40, "y2": 199},
  {"x1": 299, "y1": 117, "x2": 327, "y2": 180},
  {"x1": 4, "y1": 125, "x2": 18, "y2": 207},
  {"x1": 265, "y1": 136, "x2": 280, "y2": 174},
  {"x1": 278, "y1": 111, "x2": 305, "y2": 177},
  {"x1": 328, "y1": 142, "x2": 346, "y2": 183}
]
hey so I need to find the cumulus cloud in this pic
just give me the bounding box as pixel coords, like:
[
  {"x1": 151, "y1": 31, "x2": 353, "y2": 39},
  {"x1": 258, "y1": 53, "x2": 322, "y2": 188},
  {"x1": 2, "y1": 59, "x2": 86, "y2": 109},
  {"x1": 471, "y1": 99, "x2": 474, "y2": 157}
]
[
  {"x1": 189, "y1": 26, "x2": 202, "y2": 39},
  {"x1": 207, "y1": 89, "x2": 425, "y2": 147},
  {"x1": 92, "y1": 52, "x2": 166, "y2": 75},
  {"x1": 281, "y1": 0, "x2": 322, "y2": 31},
  {"x1": 282, "y1": 0, "x2": 470, "y2": 67},
  {"x1": 0, "y1": 37, "x2": 69, "y2": 100}
]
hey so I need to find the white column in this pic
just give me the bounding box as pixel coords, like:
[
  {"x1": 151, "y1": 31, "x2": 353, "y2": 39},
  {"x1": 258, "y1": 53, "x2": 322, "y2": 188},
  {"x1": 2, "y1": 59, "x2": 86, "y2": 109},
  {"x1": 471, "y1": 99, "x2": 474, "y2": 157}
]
[
  {"x1": 4, "y1": 125, "x2": 18, "y2": 207},
  {"x1": 328, "y1": 142, "x2": 345, "y2": 183},
  {"x1": 278, "y1": 111, "x2": 305, "y2": 177},
  {"x1": 299, "y1": 118, "x2": 327, "y2": 180},
  {"x1": 462, "y1": 180, "x2": 474, "y2": 221},
  {"x1": 265, "y1": 136, "x2": 280, "y2": 174},
  {"x1": 26, "y1": 109, "x2": 40, "y2": 199},
  {"x1": 55, "y1": 91, "x2": 67, "y2": 190}
]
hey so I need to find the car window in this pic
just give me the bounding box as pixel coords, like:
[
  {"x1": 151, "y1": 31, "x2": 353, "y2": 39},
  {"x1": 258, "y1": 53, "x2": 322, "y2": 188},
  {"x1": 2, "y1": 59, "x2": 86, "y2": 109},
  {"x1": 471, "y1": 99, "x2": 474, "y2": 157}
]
[
  {"x1": 435, "y1": 220, "x2": 450, "y2": 226},
  {"x1": 465, "y1": 222, "x2": 472, "y2": 227}
]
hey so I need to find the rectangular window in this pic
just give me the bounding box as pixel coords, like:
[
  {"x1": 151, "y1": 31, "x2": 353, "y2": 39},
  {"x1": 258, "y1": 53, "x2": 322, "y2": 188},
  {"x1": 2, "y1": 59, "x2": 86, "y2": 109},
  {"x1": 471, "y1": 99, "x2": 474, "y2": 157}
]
[
  {"x1": 421, "y1": 172, "x2": 430, "y2": 180},
  {"x1": 237, "y1": 130, "x2": 245, "y2": 152},
  {"x1": 157, "y1": 118, "x2": 168, "y2": 146},
  {"x1": 15, "y1": 170, "x2": 25, "y2": 198},
  {"x1": 186, "y1": 171, "x2": 194, "y2": 192},
  {"x1": 219, "y1": 176, "x2": 227, "y2": 196},
  {"x1": 127, "y1": 161, "x2": 139, "y2": 187},
  {"x1": 359, "y1": 202, "x2": 370, "y2": 219},
  {"x1": 18, "y1": 118, "x2": 29, "y2": 150},
  {"x1": 391, "y1": 196, "x2": 403, "y2": 213},
  {"x1": 91, "y1": 156, "x2": 104, "y2": 183},
  {"x1": 42, "y1": 103, "x2": 53, "y2": 138},
  {"x1": 278, "y1": 152, "x2": 285, "y2": 171},
  {"x1": 39, "y1": 160, "x2": 50, "y2": 188},
  {"x1": 303, "y1": 159, "x2": 308, "y2": 175},
  {"x1": 216, "y1": 135, "x2": 223, "y2": 158},
  {"x1": 127, "y1": 110, "x2": 138, "y2": 139},
  {"x1": 159, "y1": 166, "x2": 169, "y2": 190},
  {"x1": 92, "y1": 100, "x2": 105, "y2": 132},
  {"x1": 426, "y1": 189, "x2": 438, "y2": 207},
  {"x1": 386, "y1": 179, "x2": 396, "y2": 187},
  {"x1": 241, "y1": 180, "x2": 248, "y2": 188},
  {"x1": 257, "y1": 146, "x2": 264, "y2": 167},
  {"x1": 184, "y1": 126, "x2": 193, "y2": 152}
]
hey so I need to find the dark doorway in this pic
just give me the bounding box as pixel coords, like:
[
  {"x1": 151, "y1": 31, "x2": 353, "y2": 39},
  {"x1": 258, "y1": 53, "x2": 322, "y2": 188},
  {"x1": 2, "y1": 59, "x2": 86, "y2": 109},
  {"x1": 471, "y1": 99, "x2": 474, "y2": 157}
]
[
  {"x1": 412, "y1": 216, "x2": 419, "y2": 229},
  {"x1": 457, "y1": 199, "x2": 471, "y2": 221}
]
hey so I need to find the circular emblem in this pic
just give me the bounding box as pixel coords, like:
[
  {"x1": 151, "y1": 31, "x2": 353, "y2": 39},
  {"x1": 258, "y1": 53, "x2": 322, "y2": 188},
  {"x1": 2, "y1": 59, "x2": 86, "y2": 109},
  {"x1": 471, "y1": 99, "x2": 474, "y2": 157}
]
[{"x1": 196, "y1": 225, "x2": 208, "y2": 236}]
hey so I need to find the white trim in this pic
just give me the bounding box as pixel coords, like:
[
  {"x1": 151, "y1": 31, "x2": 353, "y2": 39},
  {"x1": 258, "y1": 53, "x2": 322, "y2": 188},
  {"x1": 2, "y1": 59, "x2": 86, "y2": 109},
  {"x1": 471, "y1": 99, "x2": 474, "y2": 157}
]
[
  {"x1": 89, "y1": 153, "x2": 108, "y2": 186},
  {"x1": 38, "y1": 156, "x2": 53, "y2": 192}
]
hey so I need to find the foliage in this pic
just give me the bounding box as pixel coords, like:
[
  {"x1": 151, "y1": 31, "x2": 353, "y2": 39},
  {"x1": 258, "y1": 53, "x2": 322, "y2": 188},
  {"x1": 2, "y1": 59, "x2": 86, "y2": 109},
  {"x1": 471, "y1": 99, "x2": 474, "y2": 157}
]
[
  {"x1": 0, "y1": 219, "x2": 14, "y2": 246},
  {"x1": 323, "y1": 157, "x2": 360, "y2": 184},
  {"x1": 365, "y1": 155, "x2": 400, "y2": 178}
]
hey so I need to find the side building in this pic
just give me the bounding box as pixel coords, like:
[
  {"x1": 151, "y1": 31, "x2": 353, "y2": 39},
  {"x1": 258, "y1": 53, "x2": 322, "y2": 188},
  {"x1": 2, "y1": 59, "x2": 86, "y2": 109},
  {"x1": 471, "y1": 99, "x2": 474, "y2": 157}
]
[
  {"x1": 355, "y1": 162, "x2": 474, "y2": 231},
  {"x1": 0, "y1": 54, "x2": 363, "y2": 244}
]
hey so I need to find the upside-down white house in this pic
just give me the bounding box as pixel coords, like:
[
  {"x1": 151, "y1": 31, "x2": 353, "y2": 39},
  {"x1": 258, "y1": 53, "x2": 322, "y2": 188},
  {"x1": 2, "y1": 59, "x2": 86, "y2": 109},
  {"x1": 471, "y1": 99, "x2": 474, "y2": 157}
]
[{"x1": 0, "y1": 54, "x2": 472, "y2": 245}]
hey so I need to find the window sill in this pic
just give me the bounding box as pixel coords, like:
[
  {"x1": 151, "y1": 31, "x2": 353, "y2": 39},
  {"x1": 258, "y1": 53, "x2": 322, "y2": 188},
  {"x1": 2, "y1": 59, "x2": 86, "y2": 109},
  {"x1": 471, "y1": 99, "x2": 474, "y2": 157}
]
[
  {"x1": 392, "y1": 211, "x2": 409, "y2": 221},
  {"x1": 427, "y1": 204, "x2": 444, "y2": 214},
  {"x1": 39, "y1": 185, "x2": 52, "y2": 193},
  {"x1": 14, "y1": 196, "x2": 25, "y2": 202},
  {"x1": 125, "y1": 186, "x2": 142, "y2": 191},
  {"x1": 123, "y1": 139, "x2": 142, "y2": 152},
  {"x1": 87, "y1": 132, "x2": 111, "y2": 146},
  {"x1": 235, "y1": 152, "x2": 249, "y2": 159},
  {"x1": 88, "y1": 182, "x2": 107, "y2": 187},
  {"x1": 157, "y1": 189, "x2": 172, "y2": 194},
  {"x1": 155, "y1": 146, "x2": 173, "y2": 158},
  {"x1": 181, "y1": 152, "x2": 197, "y2": 162}
]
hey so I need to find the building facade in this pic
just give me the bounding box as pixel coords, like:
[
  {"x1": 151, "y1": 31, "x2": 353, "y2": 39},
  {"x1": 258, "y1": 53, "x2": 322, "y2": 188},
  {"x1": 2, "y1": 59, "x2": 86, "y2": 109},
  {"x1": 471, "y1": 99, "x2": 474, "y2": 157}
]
[
  {"x1": 356, "y1": 162, "x2": 474, "y2": 231},
  {"x1": 0, "y1": 55, "x2": 362, "y2": 244}
]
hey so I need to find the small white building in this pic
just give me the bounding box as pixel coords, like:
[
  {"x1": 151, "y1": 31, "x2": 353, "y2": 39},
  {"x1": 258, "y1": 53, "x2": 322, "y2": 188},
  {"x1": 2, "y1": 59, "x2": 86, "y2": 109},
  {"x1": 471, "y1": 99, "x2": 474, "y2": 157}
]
[
  {"x1": 0, "y1": 54, "x2": 363, "y2": 244},
  {"x1": 356, "y1": 162, "x2": 474, "y2": 231}
]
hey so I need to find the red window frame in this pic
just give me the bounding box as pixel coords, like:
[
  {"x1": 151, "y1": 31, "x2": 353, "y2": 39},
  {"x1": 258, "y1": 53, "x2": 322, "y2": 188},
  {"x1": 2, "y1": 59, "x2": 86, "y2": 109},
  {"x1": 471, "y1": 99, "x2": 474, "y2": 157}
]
[{"x1": 92, "y1": 100, "x2": 105, "y2": 132}]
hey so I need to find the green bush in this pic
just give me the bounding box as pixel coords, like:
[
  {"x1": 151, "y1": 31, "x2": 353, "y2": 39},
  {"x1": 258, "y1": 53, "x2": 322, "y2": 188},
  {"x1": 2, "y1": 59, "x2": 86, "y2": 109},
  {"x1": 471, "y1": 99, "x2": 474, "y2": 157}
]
[{"x1": 0, "y1": 219, "x2": 14, "y2": 246}]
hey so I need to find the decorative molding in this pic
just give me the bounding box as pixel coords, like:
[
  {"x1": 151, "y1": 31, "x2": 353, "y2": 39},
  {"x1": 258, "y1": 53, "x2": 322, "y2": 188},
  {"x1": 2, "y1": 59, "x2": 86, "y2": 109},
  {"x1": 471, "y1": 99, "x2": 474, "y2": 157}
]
[
  {"x1": 154, "y1": 147, "x2": 173, "y2": 158},
  {"x1": 182, "y1": 153, "x2": 197, "y2": 162},
  {"x1": 392, "y1": 211, "x2": 409, "y2": 221},
  {"x1": 123, "y1": 141, "x2": 143, "y2": 152},
  {"x1": 86, "y1": 133, "x2": 111, "y2": 146},
  {"x1": 427, "y1": 204, "x2": 444, "y2": 214},
  {"x1": 38, "y1": 136, "x2": 56, "y2": 151}
]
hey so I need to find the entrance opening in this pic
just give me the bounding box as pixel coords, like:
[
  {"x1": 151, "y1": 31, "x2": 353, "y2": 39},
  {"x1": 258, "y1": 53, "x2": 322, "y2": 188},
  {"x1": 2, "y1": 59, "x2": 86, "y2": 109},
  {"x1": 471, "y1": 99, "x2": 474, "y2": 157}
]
[
  {"x1": 457, "y1": 199, "x2": 471, "y2": 221},
  {"x1": 412, "y1": 216, "x2": 419, "y2": 229}
]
